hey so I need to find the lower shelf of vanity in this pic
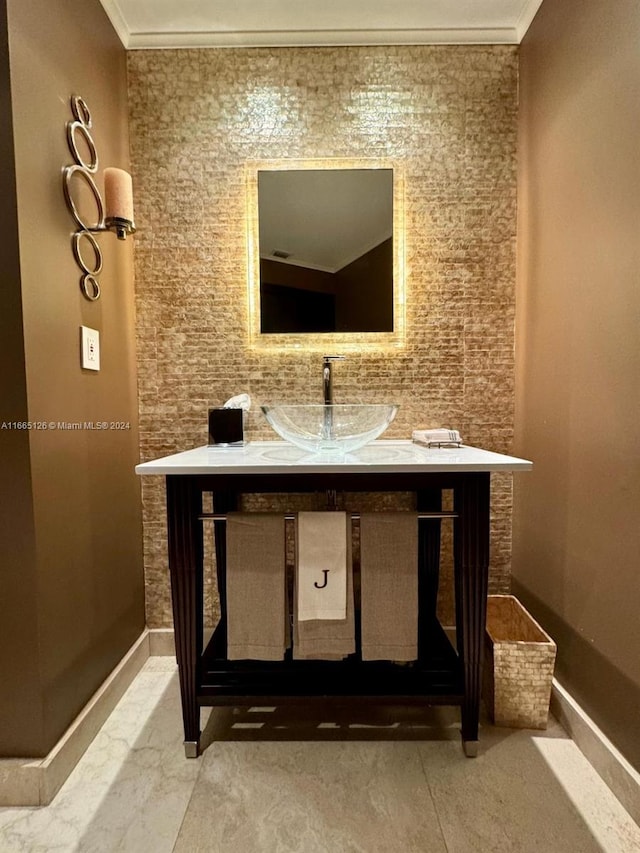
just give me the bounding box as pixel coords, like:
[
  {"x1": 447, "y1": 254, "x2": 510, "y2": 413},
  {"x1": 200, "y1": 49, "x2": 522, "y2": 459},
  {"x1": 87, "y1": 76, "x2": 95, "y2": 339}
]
[{"x1": 197, "y1": 619, "x2": 464, "y2": 707}]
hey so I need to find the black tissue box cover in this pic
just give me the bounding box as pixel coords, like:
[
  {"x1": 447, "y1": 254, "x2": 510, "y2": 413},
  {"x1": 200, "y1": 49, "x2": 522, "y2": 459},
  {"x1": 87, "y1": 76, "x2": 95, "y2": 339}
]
[{"x1": 208, "y1": 408, "x2": 243, "y2": 445}]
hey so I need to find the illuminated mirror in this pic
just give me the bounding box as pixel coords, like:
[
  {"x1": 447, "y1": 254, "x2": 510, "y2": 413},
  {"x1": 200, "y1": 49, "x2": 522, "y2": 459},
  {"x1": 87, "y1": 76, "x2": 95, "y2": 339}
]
[
  {"x1": 247, "y1": 160, "x2": 405, "y2": 351},
  {"x1": 257, "y1": 168, "x2": 393, "y2": 334}
]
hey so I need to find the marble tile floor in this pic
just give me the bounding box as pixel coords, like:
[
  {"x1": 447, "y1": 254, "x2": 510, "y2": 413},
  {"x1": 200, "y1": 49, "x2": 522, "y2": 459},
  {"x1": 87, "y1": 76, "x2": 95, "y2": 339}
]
[{"x1": 0, "y1": 657, "x2": 638, "y2": 853}]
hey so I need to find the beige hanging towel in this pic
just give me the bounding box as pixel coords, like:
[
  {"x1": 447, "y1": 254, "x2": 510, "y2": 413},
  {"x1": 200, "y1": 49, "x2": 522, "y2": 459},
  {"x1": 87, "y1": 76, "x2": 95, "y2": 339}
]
[
  {"x1": 226, "y1": 513, "x2": 287, "y2": 661},
  {"x1": 360, "y1": 513, "x2": 419, "y2": 662},
  {"x1": 294, "y1": 516, "x2": 355, "y2": 660},
  {"x1": 296, "y1": 511, "x2": 348, "y2": 621}
]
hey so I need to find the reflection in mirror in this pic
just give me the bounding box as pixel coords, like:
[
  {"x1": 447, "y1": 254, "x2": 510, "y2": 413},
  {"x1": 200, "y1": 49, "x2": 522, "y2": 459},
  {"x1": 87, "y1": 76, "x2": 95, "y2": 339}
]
[{"x1": 258, "y1": 169, "x2": 393, "y2": 334}]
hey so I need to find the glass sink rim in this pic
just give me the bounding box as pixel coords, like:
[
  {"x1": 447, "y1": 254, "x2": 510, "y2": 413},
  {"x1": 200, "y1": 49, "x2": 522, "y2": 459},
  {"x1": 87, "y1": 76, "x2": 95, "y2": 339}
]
[
  {"x1": 261, "y1": 403, "x2": 398, "y2": 411},
  {"x1": 260, "y1": 402, "x2": 399, "y2": 455},
  {"x1": 260, "y1": 403, "x2": 400, "y2": 420}
]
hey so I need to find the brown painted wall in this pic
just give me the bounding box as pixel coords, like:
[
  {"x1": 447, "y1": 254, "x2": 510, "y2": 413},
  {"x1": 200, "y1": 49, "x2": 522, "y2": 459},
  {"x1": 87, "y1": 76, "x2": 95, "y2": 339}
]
[
  {"x1": 514, "y1": 0, "x2": 640, "y2": 768},
  {"x1": 0, "y1": 0, "x2": 44, "y2": 756},
  {"x1": 0, "y1": 0, "x2": 144, "y2": 756},
  {"x1": 260, "y1": 258, "x2": 337, "y2": 294},
  {"x1": 336, "y1": 238, "x2": 393, "y2": 331}
]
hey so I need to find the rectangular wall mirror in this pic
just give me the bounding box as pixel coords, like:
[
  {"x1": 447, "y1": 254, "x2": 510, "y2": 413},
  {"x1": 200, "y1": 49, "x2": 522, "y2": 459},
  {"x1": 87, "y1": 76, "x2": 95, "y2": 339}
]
[
  {"x1": 259, "y1": 168, "x2": 393, "y2": 334},
  {"x1": 247, "y1": 160, "x2": 405, "y2": 351}
]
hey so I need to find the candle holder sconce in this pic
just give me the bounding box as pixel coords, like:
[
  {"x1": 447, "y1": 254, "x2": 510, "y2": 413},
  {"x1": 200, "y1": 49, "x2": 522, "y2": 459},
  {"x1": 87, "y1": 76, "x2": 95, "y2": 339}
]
[{"x1": 62, "y1": 95, "x2": 135, "y2": 301}]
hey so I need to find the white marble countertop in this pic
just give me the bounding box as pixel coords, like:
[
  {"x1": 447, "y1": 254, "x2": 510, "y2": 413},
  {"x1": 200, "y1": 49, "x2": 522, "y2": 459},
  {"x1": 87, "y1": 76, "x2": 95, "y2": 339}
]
[{"x1": 135, "y1": 440, "x2": 532, "y2": 476}]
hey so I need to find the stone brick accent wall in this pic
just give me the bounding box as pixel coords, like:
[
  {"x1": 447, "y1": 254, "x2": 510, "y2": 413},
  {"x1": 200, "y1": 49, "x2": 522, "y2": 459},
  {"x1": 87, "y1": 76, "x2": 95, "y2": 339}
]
[{"x1": 127, "y1": 46, "x2": 518, "y2": 627}]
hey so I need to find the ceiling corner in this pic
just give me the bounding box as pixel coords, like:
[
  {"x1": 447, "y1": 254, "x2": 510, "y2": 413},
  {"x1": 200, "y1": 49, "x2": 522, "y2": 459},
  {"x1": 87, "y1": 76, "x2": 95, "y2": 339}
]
[
  {"x1": 99, "y1": 0, "x2": 131, "y2": 49},
  {"x1": 515, "y1": 0, "x2": 545, "y2": 42}
]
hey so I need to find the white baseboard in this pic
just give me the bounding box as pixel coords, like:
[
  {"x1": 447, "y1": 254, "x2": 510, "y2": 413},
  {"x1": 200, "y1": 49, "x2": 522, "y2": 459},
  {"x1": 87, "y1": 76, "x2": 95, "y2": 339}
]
[
  {"x1": 550, "y1": 678, "x2": 640, "y2": 826},
  {"x1": 0, "y1": 630, "x2": 150, "y2": 807},
  {"x1": 4, "y1": 627, "x2": 637, "y2": 821},
  {"x1": 148, "y1": 627, "x2": 176, "y2": 657}
]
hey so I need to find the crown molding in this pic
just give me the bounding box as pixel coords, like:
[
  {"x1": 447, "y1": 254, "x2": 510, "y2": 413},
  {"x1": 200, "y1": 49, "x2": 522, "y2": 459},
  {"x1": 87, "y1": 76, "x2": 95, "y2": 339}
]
[
  {"x1": 99, "y1": 0, "x2": 131, "y2": 48},
  {"x1": 515, "y1": 0, "x2": 545, "y2": 42},
  {"x1": 101, "y1": 0, "x2": 546, "y2": 50},
  {"x1": 126, "y1": 27, "x2": 519, "y2": 50}
]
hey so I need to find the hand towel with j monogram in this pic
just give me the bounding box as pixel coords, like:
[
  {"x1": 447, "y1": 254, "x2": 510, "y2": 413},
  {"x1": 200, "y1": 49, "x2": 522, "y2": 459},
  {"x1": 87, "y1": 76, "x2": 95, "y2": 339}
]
[
  {"x1": 294, "y1": 511, "x2": 355, "y2": 659},
  {"x1": 296, "y1": 511, "x2": 348, "y2": 621}
]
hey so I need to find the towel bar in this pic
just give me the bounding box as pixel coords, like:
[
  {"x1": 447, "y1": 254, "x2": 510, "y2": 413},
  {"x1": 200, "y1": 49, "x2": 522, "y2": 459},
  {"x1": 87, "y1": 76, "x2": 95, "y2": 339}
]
[{"x1": 198, "y1": 511, "x2": 457, "y2": 522}]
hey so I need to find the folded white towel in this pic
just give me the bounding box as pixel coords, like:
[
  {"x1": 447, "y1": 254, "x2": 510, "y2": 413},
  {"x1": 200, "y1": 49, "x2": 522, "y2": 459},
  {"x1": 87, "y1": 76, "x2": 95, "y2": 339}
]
[
  {"x1": 297, "y1": 512, "x2": 347, "y2": 621},
  {"x1": 412, "y1": 428, "x2": 462, "y2": 446}
]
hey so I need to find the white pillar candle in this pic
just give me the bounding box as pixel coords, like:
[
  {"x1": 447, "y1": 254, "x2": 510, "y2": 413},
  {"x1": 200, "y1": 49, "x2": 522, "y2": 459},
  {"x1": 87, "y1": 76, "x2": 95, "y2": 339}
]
[{"x1": 104, "y1": 167, "x2": 134, "y2": 223}]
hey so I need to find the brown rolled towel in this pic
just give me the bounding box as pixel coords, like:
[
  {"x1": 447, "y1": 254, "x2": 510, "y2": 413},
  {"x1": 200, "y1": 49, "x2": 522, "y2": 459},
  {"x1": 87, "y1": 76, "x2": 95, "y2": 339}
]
[
  {"x1": 360, "y1": 513, "x2": 418, "y2": 662},
  {"x1": 226, "y1": 513, "x2": 287, "y2": 660}
]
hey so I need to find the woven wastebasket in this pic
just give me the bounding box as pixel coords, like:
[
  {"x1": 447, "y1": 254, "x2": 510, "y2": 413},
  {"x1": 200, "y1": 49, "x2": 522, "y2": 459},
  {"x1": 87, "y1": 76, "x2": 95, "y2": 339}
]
[{"x1": 483, "y1": 595, "x2": 557, "y2": 729}]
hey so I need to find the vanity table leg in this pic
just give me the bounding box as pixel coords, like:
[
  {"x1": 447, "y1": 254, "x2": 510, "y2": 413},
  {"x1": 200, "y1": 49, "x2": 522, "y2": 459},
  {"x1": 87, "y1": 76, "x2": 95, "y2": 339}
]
[
  {"x1": 166, "y1": 476, "x2": 204, "y2": 758},
  {"x1": 454, "y1": 473, "x2": 490, "y2": 757}
]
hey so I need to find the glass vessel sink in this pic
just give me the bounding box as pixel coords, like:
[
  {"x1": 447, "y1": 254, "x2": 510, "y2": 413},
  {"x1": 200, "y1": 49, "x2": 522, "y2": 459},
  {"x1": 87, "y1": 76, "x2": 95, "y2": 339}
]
[{"x1": 261, "y1": 404, "x2": 398, "y2": 455}]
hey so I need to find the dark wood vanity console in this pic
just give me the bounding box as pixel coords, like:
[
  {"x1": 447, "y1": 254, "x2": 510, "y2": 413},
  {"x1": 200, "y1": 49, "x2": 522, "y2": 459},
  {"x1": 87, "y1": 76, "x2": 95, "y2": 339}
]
[{"x1": 136, "y1": 440, "x2": 532, "y2": 758}]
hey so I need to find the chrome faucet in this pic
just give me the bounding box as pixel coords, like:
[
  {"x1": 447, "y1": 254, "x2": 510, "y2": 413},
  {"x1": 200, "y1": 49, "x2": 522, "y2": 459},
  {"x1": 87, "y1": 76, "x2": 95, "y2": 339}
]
[
  {"x1": 322, "y1": 355, "x2": 345, "y2": 405},
  {"x1": 322, "y1": 355, "x2": 344, "y2": 441}
]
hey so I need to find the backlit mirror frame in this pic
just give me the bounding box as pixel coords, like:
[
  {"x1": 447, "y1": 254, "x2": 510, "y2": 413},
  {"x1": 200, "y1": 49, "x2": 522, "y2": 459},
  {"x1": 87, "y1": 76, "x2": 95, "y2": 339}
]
[{"x1": 247, "y1": 158, "x2": 405, "y2": 352}]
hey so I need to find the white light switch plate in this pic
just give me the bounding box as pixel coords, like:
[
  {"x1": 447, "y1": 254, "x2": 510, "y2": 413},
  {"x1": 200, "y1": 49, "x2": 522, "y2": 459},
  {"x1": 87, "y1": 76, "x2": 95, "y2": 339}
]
[{"x1": 81, "y1": 326, "x2": 100, "y2": 371}]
